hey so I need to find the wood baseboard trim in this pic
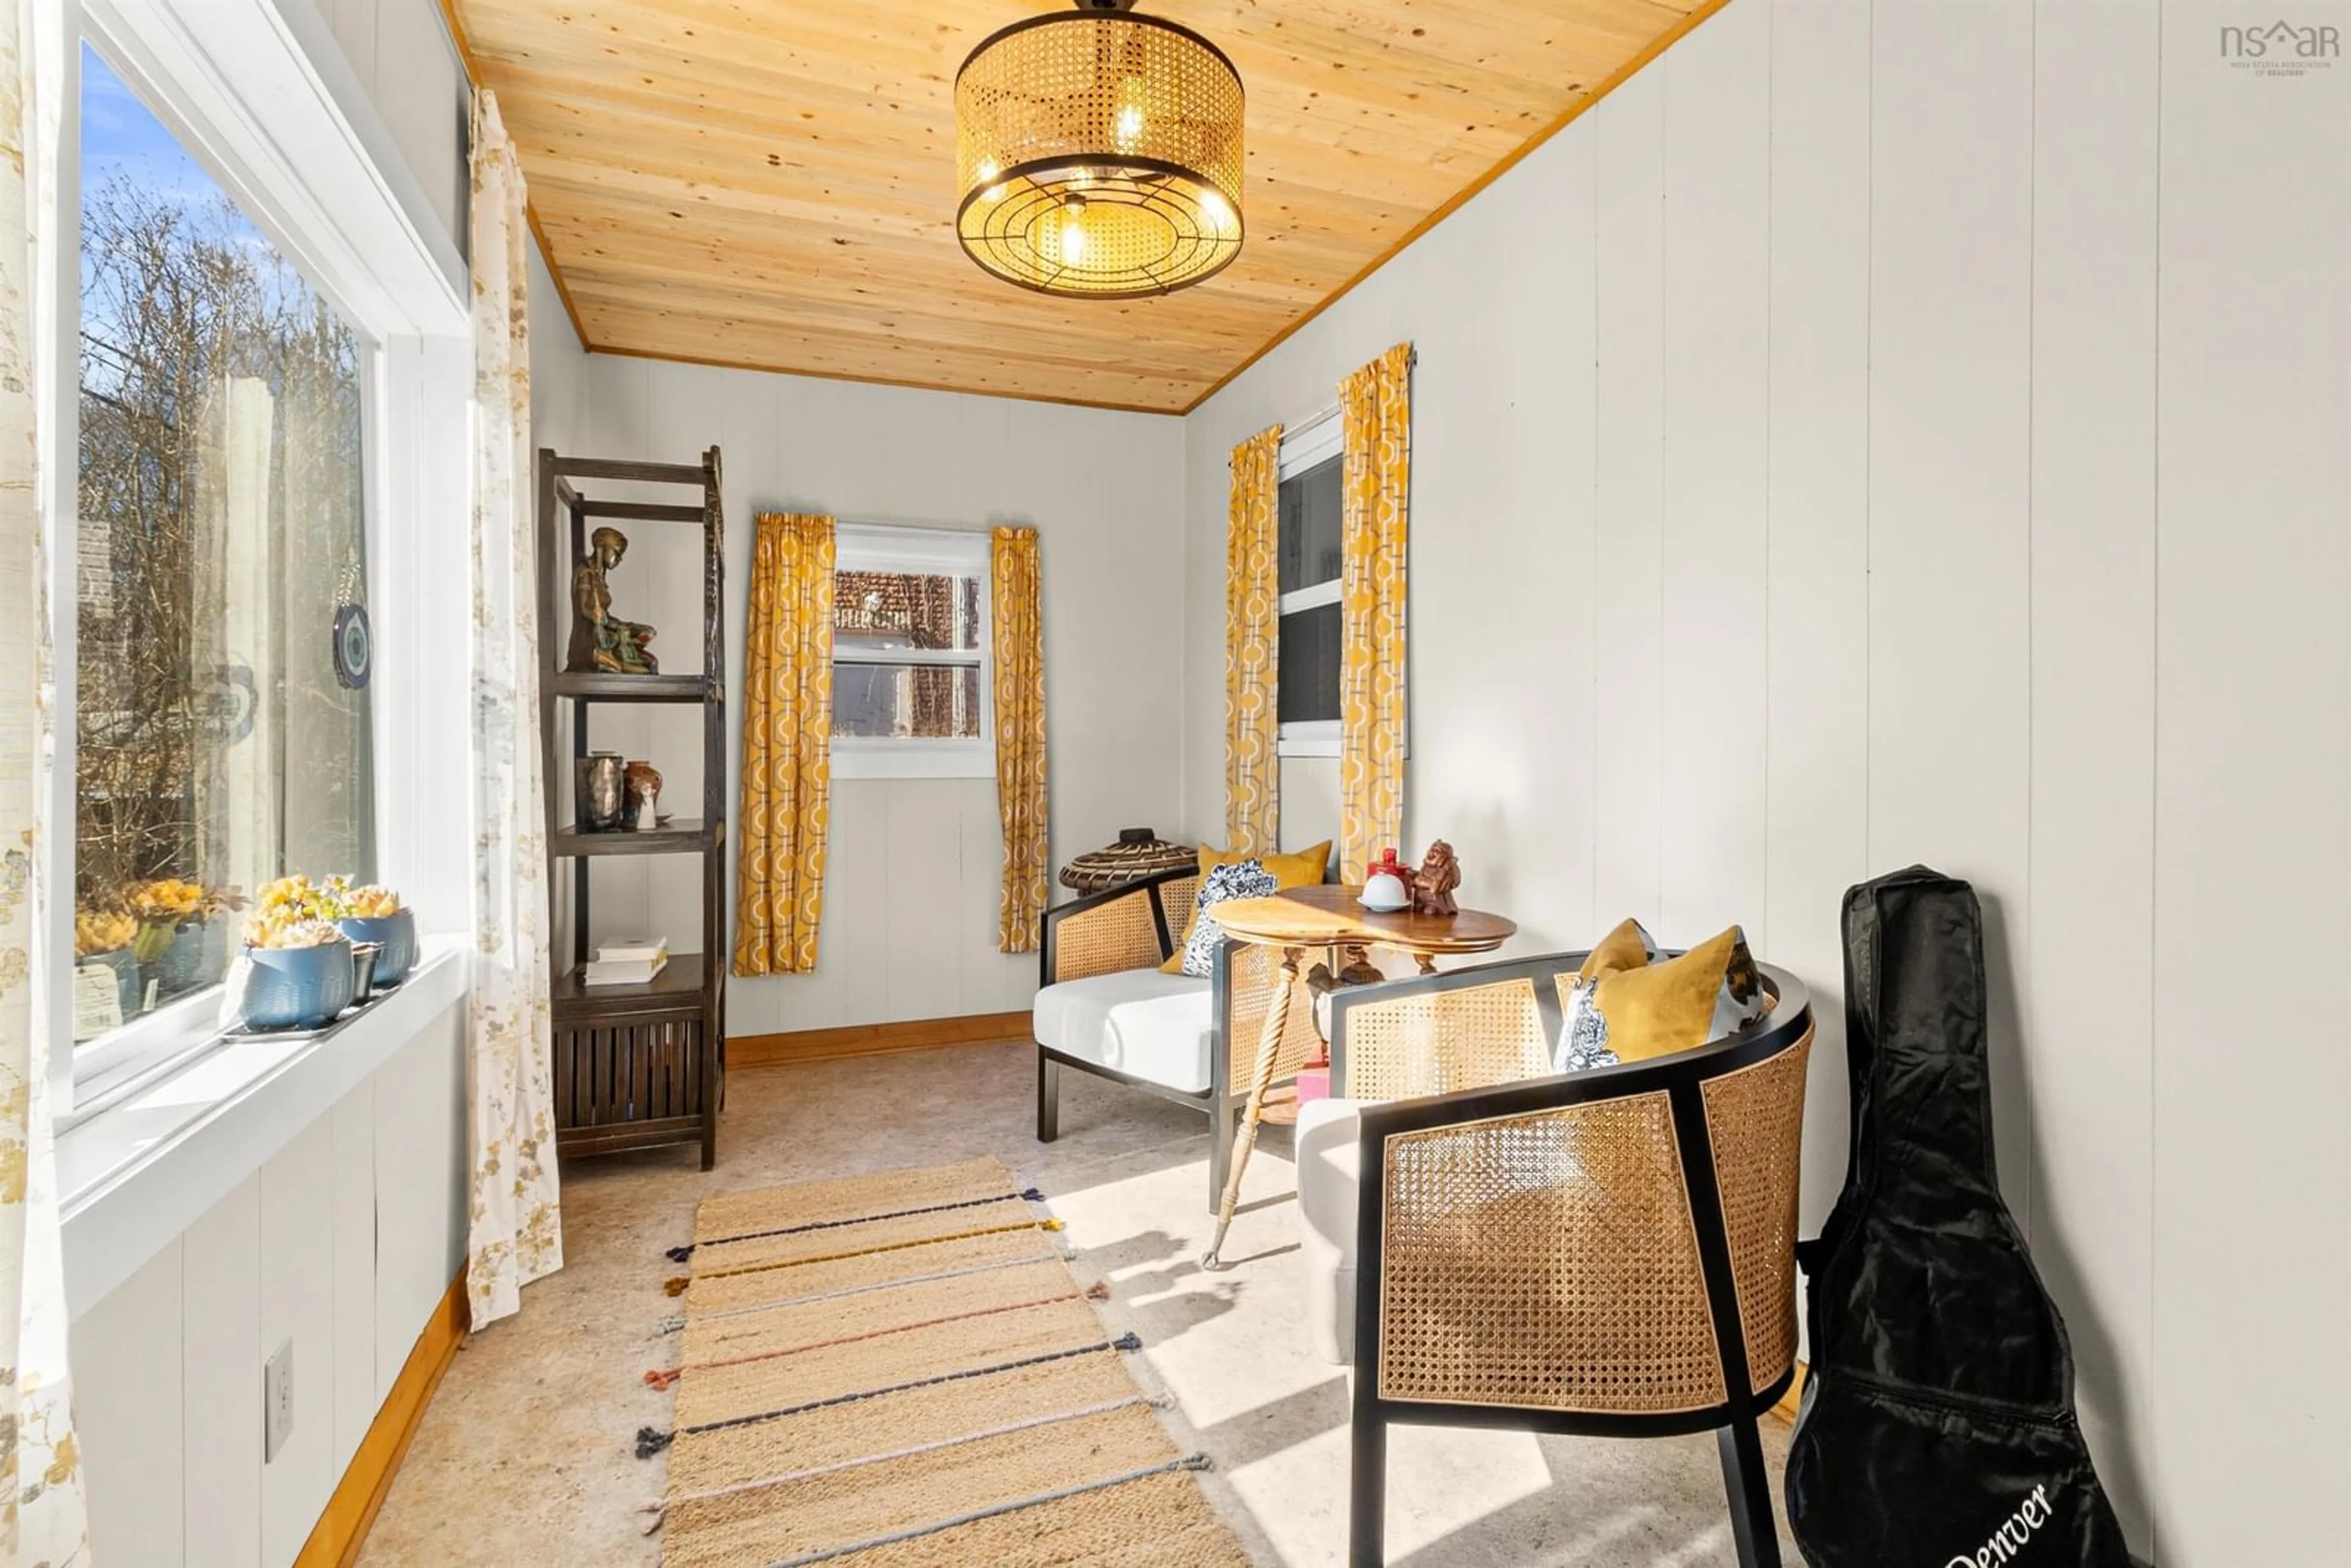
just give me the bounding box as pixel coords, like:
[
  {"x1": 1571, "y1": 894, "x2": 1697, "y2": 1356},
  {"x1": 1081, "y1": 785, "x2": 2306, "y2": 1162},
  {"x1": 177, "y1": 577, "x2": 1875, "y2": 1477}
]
[
  {"x1": 1772, "y1": 1360, "x2": 1807, "y2": 1425},
  {"x1": 732, "y1": 1010, "x2": 1033, "y2": 1068},
  {"x1": 294, "y1": 1267, "x2": 470, "y2": 1568}
]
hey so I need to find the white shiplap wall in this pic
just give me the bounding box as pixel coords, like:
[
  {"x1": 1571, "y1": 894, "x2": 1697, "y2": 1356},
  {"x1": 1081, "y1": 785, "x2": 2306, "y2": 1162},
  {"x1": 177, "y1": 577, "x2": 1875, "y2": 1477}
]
[
  {"x1": 72, "y1": 1000, "x2": 468, "y2": 1566},
  {"x1": 555, "y1": 356, "x2": 1188, "y2": 1036},
  {"x1": 1180, "y1": 0, "x2": 2351, "y2": 1558}
]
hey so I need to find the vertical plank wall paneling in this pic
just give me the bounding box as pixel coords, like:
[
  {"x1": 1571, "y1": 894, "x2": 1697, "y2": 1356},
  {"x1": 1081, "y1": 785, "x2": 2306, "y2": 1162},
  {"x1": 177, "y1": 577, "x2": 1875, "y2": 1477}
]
[
  {"x1": 1490, "y1": 125, "x2": 1600, "y2": 951},
  {"x1": 1659, "y1": 0, "x2": 1772, "y2": 946},
  {"x1": 1763, "y1": 0, "x2": 1870, "y2": 1245},
  {"x1": 74, "y1": 1241, "x2": 186, "y2": 1567},
  {"x1": 1865, "y1": 0, "x2": 2037, "y2": 1206},
  {"x1": 258, "y1": 1118, "x2": 339, "y2": 1565},
  {"x1": 1591, "y1": 70, "x2": 1668, "y2": 930},
  {"x1": 182, "y1": 1177, "x2": 264, "y2": 1566},
  {"x1": 2027, "y1": 0, "x2": 2161, "y2": 1547},
  {"x1": 2153, "y1": 1, "x2": 2351, "y2": 1559},
  {"x1": 328, "y1": 1086, "x2": 379, "y2": 1471},
  {"x1": 73, "y1": 1008, "x2": 470, "y2": 1568},
  {"x1": 1174, "y1": 0, "x2": 2351, "y2": 1550},
  {"x1": 561, "y1": 355, "x2": 1188, "y2": 1035}
]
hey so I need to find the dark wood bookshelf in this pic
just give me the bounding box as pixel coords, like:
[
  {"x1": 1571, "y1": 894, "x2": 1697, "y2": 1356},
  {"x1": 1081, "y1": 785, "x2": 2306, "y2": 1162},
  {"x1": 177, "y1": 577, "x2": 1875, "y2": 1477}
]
[
  {"x1": 551, "y1": 818, "x2": 717, "y2": 858},
  {"x1": 538, "y1": 445, "x2": 727, "y2": 1171},
  {"x1": 546, "y1": 672, "x2": 708, "y2": 702}
]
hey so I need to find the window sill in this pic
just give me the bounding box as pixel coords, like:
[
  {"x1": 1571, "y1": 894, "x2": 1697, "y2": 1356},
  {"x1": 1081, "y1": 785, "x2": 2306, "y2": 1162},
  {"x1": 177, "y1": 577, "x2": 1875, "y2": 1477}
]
[{"x1": 58, "y1": 940, "x2": 468, "y2": 1321}]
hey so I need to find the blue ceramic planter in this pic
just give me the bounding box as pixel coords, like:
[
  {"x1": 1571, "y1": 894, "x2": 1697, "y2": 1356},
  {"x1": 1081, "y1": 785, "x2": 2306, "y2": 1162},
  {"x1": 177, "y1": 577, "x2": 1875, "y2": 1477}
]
[
  {"x1": 86, "y1": 948, "x2": 141, "y2": 1020},
  {"x1": 238, "y1": 939, "x2": 356, "y2": 1031},
  {"x1": 337, "y1": 910, "x2": 417, "y2": 986}
]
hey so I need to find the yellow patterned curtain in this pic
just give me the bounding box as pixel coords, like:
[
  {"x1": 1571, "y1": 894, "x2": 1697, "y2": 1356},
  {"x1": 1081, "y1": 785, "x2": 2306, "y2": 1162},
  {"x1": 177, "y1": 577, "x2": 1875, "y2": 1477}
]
[
  {"x1": 991, "y1": 527, "x2": 1049, "y2": 952},
  {"x1": 733, "y1": 513, "x2": 836, "y2": 975},
  {"x1": 1224, "y1": 424, "x2": 1282, "y2": 854},
  {"x1": 1339, "y1": 343, "x2": 1412, "y2": 875}
]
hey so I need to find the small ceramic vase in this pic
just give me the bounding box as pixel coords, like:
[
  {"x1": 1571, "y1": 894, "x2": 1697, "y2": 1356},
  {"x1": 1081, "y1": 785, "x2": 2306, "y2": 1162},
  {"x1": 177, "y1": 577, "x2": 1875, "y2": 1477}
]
[
  {"x1": 337, "y1": 909, "x2": 417, "y2": 986},
  {"x1": 578, "y1": 752, "x2": 626, "y2": 831},
  {"x1": 624, "y1": 759, "x2": 662, "y2": 829}
]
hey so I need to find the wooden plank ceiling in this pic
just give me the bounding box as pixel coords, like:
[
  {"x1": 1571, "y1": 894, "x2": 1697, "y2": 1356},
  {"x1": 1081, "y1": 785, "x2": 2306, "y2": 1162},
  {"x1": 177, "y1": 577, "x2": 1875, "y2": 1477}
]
[{"x1": 445, "y1": 0, "x2": 1713, "y2": 413}]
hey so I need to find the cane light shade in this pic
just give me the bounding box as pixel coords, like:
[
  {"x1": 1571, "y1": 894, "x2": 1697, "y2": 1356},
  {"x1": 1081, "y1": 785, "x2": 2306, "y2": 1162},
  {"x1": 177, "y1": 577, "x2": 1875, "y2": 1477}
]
[{"x1": 956, "y1": 3, "x2": 1244, "y2": 299}]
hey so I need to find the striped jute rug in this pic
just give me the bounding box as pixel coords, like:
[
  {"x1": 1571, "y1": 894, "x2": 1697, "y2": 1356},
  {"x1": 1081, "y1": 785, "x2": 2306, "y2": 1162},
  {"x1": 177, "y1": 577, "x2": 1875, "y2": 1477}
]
[{"x1": 640, "y1": 1156, "x2": 1250, "y2": 1567}]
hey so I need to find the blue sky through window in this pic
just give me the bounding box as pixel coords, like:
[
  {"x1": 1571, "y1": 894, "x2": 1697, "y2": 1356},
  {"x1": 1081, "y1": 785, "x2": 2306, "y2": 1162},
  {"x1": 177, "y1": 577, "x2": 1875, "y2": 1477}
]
[{"x1": 80, "y1": 43, "x2": 225, "y2": 209}]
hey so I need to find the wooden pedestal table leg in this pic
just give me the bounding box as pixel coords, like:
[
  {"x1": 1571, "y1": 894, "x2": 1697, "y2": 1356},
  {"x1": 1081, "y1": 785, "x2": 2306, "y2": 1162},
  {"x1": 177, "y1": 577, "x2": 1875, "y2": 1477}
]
[
  {"x1": 1202, "y1": 943, "x2": 1303, "y2": 1270},
  {"x1": 1413, "y1": 949, "x2": 1439, "y2": 977}
]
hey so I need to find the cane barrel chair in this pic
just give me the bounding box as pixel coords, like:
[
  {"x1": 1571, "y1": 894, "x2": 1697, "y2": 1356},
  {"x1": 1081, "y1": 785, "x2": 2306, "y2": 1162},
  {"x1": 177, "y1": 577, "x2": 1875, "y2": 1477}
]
[
  {"x1": 1316, "y1": 957, "x2": 1812, "y2": 1568},
  {"x1": 1033, "y1": 865, "x2": 1325, "y2": 1209}
]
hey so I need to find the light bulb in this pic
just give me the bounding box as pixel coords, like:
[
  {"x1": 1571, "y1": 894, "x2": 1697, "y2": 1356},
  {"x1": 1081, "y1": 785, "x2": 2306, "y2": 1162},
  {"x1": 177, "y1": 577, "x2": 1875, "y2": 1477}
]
[
  {"x1": 1199, "y1": 189, "x2": 1233, "y2": 234},
  {"x1": 1059, "y1": 197, "x2": 1089, "y2": 264},
  {"x1": 1115, "y1": 104, "x2": 1145, "y2": 152}
]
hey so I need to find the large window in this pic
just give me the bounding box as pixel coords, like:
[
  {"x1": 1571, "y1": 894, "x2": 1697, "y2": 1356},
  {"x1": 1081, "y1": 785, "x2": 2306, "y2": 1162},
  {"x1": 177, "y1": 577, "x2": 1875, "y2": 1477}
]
[
  {"x1": 1277, "y1": 411, "x2": 1343, "y2": 757},
  {"x1": 830, "y1": 525, "x2": 992, "y2": 778},
  {"x1": 69, "y1": 42, "x2": 374, "y2": 1060}
]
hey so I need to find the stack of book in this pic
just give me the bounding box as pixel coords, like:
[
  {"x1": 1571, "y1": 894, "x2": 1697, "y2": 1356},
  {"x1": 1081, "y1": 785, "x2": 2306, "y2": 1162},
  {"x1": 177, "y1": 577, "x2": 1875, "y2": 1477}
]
[{"x1": 582, "y1": 936, "x2": 668, "y2": 986}]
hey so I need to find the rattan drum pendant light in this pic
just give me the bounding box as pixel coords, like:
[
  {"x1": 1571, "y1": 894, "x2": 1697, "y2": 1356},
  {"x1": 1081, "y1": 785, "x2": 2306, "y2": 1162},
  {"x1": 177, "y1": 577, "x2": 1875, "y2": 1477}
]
[{"x1": 956, "y1": 0, "x2": 1243, "y2": 298}]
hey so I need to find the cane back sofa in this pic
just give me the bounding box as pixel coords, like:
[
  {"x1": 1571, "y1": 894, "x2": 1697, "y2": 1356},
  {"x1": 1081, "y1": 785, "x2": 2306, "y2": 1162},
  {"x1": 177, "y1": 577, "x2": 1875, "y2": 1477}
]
[
  {"x1": 1033, "y1": 864, "x2": 1326, "y2": 1210},
  {"x1": 1304, "y1": 953, "x2": 1813, "y2": 1568}
]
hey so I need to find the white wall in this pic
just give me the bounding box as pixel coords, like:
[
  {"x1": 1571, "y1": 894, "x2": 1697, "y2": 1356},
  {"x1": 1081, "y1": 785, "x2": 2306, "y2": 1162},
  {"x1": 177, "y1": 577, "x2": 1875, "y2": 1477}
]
[
  {"x1": 544, "y1": 356, "x2": 1187, "y2": 1035},
  {"x1": 1181, "y1": 0, "x2": 2351, "y2": 1559},
  {"x1": 71, "y1": 999, "x2": 468, "y2": 1566}
]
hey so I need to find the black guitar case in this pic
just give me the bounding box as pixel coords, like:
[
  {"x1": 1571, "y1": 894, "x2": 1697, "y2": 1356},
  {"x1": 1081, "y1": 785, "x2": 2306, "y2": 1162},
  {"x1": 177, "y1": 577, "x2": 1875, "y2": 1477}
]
[{"x1": 1785, "y1": 866, "x2": 2131, "y2": 1567}]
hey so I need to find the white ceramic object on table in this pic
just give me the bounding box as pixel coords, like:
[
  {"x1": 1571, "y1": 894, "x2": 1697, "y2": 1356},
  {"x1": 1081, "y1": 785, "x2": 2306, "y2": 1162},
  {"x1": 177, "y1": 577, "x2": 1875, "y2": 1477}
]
[{"x1": 1360, "y1": 869, "x2": 1411, "y2": 912}]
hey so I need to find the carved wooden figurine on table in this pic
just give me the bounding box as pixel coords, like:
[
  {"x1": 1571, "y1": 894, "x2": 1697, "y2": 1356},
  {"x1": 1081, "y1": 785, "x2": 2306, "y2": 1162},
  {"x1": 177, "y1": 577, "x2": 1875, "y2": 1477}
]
[
  {"x1": 568, "y1": 525, "x2": 660, "y2": 675},
  {"x1": 1410, "y1": 840, "x2": 1461, "y2": 918}
]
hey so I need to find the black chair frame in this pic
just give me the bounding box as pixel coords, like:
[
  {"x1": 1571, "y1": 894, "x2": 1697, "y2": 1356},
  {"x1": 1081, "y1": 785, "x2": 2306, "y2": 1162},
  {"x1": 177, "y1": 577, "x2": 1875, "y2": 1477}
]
[{"x1": 1344, "y1": 960, "x2": 1812, "y2": 1568}]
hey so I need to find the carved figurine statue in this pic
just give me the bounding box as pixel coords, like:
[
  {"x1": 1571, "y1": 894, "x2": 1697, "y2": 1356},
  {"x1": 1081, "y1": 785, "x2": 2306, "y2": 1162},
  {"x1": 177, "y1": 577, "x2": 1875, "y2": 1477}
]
[
  {"x1": 1410, "y1": 839, "x2": 1461, "y2": 918},
  {"x1": 568, "y1": 526, "x2": 660, "y2": 675}
]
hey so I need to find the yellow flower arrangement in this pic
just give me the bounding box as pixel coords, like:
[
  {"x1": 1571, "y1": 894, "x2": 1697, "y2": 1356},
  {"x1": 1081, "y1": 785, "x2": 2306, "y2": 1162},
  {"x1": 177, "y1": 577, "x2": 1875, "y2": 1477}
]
[
  {"x1": 129, "y1": 878, "x2": 204, "y2": 921},
  {"x1": 246, "y1": 910, "x2": 346, "y2": 950},
  {"x1": 340, "y1": 883, "x2": 402, "y2": 918},
  {"x1": 75, "y1": 909, "x2": 137, "y2": 956}
]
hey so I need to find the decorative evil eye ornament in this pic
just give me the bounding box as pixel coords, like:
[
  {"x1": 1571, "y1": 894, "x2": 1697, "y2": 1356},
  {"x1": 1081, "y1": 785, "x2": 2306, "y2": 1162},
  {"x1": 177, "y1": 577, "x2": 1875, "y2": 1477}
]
[{"x1": 333, "y1": 602, "x2": 373, "y2": 690}]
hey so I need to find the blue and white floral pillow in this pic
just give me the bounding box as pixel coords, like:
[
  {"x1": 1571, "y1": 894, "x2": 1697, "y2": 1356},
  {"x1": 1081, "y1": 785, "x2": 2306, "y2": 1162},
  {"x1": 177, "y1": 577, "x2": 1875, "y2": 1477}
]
[{"x1": 1180, "y1": 860, "x2": 1280, "y2": 977}]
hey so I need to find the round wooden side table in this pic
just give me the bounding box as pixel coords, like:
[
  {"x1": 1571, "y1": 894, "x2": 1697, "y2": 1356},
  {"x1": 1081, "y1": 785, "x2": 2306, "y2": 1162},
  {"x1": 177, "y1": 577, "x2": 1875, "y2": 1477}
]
[{"x1": 1199, "y1": 886, "x2": 1515, "y2": 1268}]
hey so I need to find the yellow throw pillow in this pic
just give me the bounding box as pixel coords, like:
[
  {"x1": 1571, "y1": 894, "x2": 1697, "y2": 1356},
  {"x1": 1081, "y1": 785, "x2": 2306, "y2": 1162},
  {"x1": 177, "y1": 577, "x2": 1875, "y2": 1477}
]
[
  {"x1": 1160, "y1": 840, "x2": 1332, "y2": 973},
  {"x1": 1579, "y1": 917, "x2": 1658, "y2": 981},
  {"x1": 1590, "y1": 926, "x2": 1764, "y2": 1062}
]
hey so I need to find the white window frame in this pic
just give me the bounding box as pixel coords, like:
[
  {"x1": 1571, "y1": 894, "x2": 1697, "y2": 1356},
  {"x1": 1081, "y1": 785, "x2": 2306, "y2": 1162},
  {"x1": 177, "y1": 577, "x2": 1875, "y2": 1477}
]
[
  {"x1": 828, "y1": 523, "x2": 996, "y2": 781},
  {"x1": 37, "y1": 0, "x2": 471, "y2": 1118},
  {"x1": 1276, "y1": 407, "x2": 1344, "y2": 759}
]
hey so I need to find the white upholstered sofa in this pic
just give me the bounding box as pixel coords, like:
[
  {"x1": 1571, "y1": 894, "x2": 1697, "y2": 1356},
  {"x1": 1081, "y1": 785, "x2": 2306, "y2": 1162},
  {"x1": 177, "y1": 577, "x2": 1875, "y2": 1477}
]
[{"x1": 1032, "y1": 866, "x2": 1322, "y2": 1210}]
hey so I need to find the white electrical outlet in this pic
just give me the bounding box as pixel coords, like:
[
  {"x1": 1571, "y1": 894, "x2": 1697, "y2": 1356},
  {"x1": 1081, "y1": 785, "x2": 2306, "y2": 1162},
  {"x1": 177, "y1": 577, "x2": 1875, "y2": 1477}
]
[{"x1": 264, "y1": 1340, "x2": 294, "y2": 1463}]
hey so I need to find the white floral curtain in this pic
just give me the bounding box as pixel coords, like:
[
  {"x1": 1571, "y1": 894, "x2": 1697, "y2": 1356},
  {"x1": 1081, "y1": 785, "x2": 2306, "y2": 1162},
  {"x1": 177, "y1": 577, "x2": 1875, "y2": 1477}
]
[
  {"x1": 464, "y1": 89, "x2": 561, "y2": 1330},
  {"x1": 1, "y1": 0, "x2": 92, "y2": 1556}
]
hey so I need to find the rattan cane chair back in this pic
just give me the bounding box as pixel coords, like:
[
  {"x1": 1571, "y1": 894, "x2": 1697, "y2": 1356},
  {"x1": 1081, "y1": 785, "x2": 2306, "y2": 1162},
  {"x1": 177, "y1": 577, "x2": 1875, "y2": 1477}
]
[
  {"x1": 1046, "y1": 886, "x2": 1165, "y2": 983},
  {"x1": 1158, "y1": 874, "x2": 1201, "y2": 951},
  {"x1": 1700, "y1": 1030, "x2": 1813, "y2": 1394},
  {"x1": 1376, "y1": 1087, "x2": 1727, "y2": 1412},
  {"x1": 1334, "y1": 972, "x2": 1562, "y2": 1101}
]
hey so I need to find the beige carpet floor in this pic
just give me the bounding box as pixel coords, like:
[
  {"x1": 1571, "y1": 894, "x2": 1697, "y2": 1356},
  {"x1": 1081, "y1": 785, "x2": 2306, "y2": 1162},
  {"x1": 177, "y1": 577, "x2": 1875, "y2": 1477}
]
[{"x1": 359, "y1": 1040, "x2": 1798, "y2": 1566}]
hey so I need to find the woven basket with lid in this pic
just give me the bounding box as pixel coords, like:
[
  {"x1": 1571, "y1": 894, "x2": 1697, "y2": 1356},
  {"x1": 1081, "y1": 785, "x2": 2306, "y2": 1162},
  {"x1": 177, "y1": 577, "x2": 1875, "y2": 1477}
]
[{"x1": 1059, "y1": 828, "x2": 1196, "y2": 893}]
